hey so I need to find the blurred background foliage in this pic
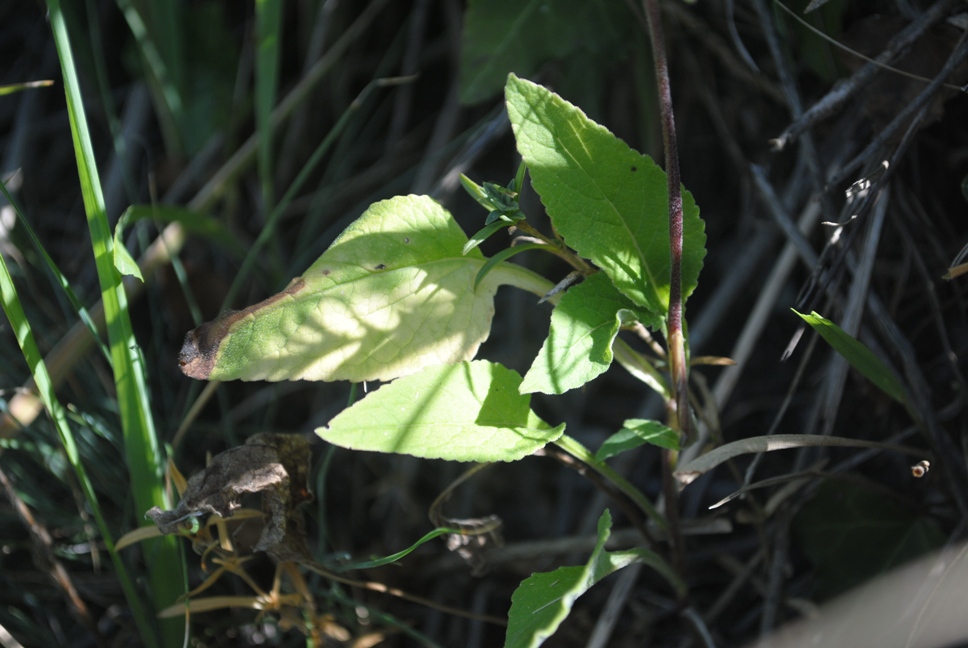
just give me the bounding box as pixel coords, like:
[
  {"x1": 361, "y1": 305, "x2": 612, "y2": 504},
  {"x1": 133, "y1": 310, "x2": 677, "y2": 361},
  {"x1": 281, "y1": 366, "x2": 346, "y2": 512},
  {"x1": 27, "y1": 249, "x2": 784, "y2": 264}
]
[{"x1": 1, "y1": 0, "x2": 967, "y2": 646}]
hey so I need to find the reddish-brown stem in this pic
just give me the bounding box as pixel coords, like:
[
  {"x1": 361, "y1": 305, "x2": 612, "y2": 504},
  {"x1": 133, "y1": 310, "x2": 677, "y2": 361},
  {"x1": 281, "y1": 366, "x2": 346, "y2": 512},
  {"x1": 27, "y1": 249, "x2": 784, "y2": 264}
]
[
  {"x1": 641, "y1": 0, "x2": 687, "y2": 438},
  {"x1": 642, "y1": 0, "x2": 687, "y2": 584}
]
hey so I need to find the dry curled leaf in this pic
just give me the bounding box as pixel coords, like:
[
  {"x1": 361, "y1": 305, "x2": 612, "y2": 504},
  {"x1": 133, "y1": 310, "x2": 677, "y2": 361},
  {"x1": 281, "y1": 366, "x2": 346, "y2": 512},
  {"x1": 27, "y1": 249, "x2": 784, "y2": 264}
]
[{"x1": 147, "y1": 433, "x2": 313, "y2": 562}]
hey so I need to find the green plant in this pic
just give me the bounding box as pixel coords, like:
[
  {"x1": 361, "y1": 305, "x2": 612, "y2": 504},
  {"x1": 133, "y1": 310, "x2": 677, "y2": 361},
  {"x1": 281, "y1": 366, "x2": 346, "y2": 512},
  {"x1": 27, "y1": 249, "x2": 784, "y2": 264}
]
[{"x1": 167, "y1": 74, "x2": 704, "y2": 644}]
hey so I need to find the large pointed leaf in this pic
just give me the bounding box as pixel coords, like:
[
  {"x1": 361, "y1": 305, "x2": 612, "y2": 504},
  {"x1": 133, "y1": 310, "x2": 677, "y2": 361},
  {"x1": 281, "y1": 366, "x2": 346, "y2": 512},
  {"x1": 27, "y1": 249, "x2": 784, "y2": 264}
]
[
  {"x1": 506, "y1": 74, "x2": 706, "y2": 319},
  {"x1": 521, "y1": 273, "x2": 646, "y2": 395},
  {"x1": 505, "y1": 510, "x2": 682, "y2": 647},
  {"x1": 318, "y1": 360, "x2": 564, "y2": 462},
  {"x1": 179, "y1": 196, "x2": 500, "y2": 382},
  {"x1": 793, "y1": 481, "x2": 944, "y2": 599},
  {"x1": 459, "y1": 0, "x2": 630, "y2": 105}
]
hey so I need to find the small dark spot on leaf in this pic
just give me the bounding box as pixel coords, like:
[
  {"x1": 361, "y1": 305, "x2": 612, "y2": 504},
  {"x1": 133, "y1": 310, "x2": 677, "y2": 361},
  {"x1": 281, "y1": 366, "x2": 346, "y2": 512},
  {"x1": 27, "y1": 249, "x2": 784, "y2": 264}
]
[
  {"x1": 631, "y1": 166, "x2": 637, "y2": 172},
  {"x1": 374, "y1": 263, "x2": 387, "y2": 270},
  {"x1": 321, "y1": 268, "x2": 331, "y2": 276},
  {"x1": 404, "y1": 237, "x2": 410, "y2": 244}
]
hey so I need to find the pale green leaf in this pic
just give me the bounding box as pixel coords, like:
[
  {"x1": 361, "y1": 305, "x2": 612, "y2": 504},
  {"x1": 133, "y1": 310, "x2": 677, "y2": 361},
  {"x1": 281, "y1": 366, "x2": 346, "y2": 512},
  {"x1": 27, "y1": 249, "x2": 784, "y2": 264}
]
[
  {"x1": 112, "y1": 207, "x2": 143, "y2": 281},
  {"x1": 318, "y1": 360, "x2": 564, "y2": 462},
  {"x1": 596, "y1": 419, "x2": 679, "y2": 460},
  {"x1": 506, "y1": 74, "x2": 706, "y2": 318},
  {"x1": 113, "y1": 233, "x2": 143, "y2": 281},
  {"x1": 179, "y1": 195, "x2": 501, "y2": 383},
  {"x1": 794, "y1": 310, "x2": 908, "y2": 405},
  {"x1": 459, "y1": 0, "x2": 629, "y2": 105},
  {"x1": 521, "y1": 273, "x2": 646, "y2": 395}
]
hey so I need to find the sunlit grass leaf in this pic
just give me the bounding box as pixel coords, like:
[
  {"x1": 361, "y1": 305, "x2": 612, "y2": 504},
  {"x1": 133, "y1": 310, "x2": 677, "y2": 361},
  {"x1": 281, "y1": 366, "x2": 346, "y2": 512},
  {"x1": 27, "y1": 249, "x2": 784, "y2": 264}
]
[
  {"x1": 0, "y1": 80, "x2": 54, "y2": 95},
  {"x1": 113, "y1": 227, "x2": 143, "y2": 281},
  {"x1": 506, "y1": 74, "x2": 706, "y2": 320},
  {"x1": 47, "y1": 0, "x2": 182, "y2": 638},
  {"x1": 596, "y1": 419, "x2": 679, "y2": 460},
  {"x1": 505, "y1": 510, "x2": 682, "y2": 647},
  {"x1": 179, "y1": 195, "x2": 502, "y2": 383},
  {"x1": 459, "y1": 0, "x2": 629, "y2": 105},
  {"x1": 794, "y1": 310, "x2": 908, "y2": 405},
  {"x1": 319, "y1": 360, "x2": 564, "y2": 462},
  {"x1": 674, "y1": 433, "x2": 924, "y2": 487},
  {"x1": 521, "y1": 273, "x2": 648, "y2": 395}
]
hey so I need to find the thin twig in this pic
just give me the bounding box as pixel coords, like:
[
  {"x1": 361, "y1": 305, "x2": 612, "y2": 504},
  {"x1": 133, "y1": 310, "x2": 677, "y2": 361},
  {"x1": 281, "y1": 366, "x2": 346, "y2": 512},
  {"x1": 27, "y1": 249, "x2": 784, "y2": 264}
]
[
  {"x1": 771, "y1": 0, "x2": 960, "y2": 150},
  {"x1": 827, "y1": 29, "x2": 968, "y2": 188}
]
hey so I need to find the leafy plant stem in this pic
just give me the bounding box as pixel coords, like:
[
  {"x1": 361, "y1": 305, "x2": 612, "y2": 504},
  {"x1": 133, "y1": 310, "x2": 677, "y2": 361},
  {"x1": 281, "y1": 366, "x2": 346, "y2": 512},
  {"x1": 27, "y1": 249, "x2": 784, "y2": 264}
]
[
  {"x1": 553, "y1": 434, "x2": 668, "y2": 534},
  {"x1": 514, "y1": 219, "x2": 595, "y2": 274}
]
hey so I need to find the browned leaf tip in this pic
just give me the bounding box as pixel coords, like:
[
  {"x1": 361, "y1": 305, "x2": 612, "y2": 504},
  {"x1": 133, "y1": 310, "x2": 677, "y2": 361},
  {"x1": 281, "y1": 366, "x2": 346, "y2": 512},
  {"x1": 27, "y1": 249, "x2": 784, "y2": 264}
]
[
  {"x1": 178, "y1": 315, "x2": 232, "y2": 379},
  {"x1": 177, "y1": 278, "x2": 308, "y2": 380}
]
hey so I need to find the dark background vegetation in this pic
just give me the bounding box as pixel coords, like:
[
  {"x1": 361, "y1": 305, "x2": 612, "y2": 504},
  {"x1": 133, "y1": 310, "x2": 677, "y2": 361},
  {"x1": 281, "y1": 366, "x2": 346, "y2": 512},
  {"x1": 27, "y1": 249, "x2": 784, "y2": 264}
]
[{"x1": 2, "y1": 0, "x2": 967, "y2": 646}]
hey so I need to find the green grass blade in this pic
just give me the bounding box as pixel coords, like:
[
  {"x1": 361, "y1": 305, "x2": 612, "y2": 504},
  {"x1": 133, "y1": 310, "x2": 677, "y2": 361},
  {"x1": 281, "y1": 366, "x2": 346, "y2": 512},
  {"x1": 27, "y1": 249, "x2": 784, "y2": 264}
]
[
  {"x1": 255, "y1": 0, "x2": 283, "y2": 209},
  {"x1": 336, "y1": 527, "x2": 470, "y2": 571},
  {"x1": 45, "y1": 0, "x2": 184, "y2": 643},
  {"x1": 0, "y1": 252, "x2": 157, "y2": 646},
  {"x1": 113, "y1": 0, "x2": 184, "y2": 154},
  {"x1": 474, "y1": 242, "x2": 551, "y2": 289},
  {"x1": 793, "y1": 310, "x2": 909, "y2": 406},
  {"x1": 0, "y1": 181, "x2": 110, "y2": 362}
]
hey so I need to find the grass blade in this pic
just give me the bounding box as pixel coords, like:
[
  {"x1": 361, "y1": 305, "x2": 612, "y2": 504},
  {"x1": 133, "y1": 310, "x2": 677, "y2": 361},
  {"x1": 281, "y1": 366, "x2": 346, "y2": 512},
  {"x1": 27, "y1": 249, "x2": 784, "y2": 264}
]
[
  {"x1": 0, "y1": 251, "x2": 157, "y2": 645},
  {"x1": 794, "y1": 310, "x2": 909, "y2": 406},
  {"x1": 45, "y1": 0, "x2": 184, "y2": 642}
]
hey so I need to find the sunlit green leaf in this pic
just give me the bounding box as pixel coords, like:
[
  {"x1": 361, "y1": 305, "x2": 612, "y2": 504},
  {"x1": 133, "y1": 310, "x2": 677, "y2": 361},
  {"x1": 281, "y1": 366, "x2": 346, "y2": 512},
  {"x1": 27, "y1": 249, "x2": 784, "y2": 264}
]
[
  {"x1": 521, "y1": 273, "x2": 646, "y2": 395},
  {"x1": 318, "y1": 360, "x2": 564, "y2": 462},
  {"x1": 179, "y1": 196, "x2": 501, "y2": 383},
  {"x1": 794, "y1": 310, "x2": 908, "y2": 405},
  {"x1": 506, "y1": 74, "x2": 706, "y2": 320}
]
